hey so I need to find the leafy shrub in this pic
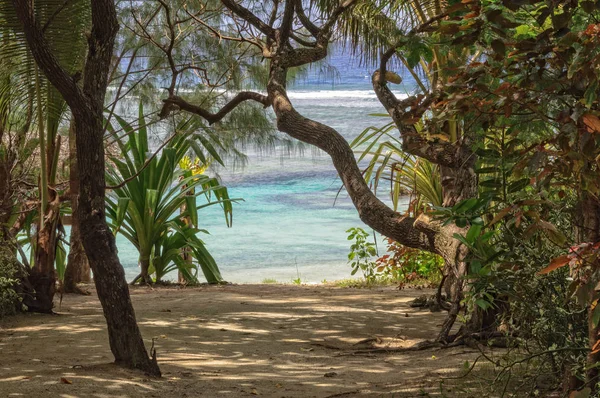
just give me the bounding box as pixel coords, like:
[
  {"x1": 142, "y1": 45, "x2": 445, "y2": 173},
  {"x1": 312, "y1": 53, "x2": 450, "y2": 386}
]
[
  {"x1": 0, "y1": 246, "x2": 22, "y2": 318},
  {"x1": 376, "y1": 238, "x2": 443, "y2": 284},
  {"x1": 346, "y1": 227, "x2": 378, "y2": 283}
]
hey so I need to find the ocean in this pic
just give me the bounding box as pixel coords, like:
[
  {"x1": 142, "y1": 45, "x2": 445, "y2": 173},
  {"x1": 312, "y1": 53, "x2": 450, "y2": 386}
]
[{"x1": 115, "y1": 49, "x2": 416, "y2": 283}]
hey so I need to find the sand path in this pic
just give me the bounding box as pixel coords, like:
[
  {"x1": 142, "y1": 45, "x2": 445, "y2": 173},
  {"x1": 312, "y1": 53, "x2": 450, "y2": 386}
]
[{"x1": 0, "y1": 284, "x2": 480, "y2": 397}]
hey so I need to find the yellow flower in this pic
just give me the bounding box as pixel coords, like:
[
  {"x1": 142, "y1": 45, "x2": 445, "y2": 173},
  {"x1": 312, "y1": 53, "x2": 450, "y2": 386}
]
[{"x1": 179, "y1": 156, "x2": 210, "y2": 175}]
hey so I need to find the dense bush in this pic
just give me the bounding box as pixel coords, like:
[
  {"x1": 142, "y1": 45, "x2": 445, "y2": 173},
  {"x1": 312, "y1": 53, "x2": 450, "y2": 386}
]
[{"x1": 0, "y1": 246, "x2": 22, "y2": 318}]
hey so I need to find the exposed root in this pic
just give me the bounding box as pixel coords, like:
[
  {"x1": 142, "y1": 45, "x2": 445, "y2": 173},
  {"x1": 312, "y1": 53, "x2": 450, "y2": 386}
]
[
  {"x1": 130, "y1": 273, "x2": 153, "y2": 286},
  {"x1": 62, "y1": 284, "x2": 91, "y2": 296},
  {"x1": 436, "y1": 274, "x2": 451, "y2": 311},
  {"x1": 409, "y1": 293, "x2": 450, "y2": 312},
  {"x1": 338, "y1": 332, "x2": 514, "y2": 356},
  {"x1": 310, "y1": 342, "x2": 343, "y2": 350},
  {"x1": 325, "y1": 391, "x2": 362, "y2": 397}
]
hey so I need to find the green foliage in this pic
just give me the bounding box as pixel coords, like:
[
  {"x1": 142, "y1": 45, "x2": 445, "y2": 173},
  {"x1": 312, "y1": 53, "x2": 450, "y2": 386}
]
[
  {"x1": 346, "y1": 227, "x2": 378, "y2": 283},
  {"x1": 432, "y1": 129, "x2": 587, "y2": 383},
  {"x1": 105, "y1": 103, "x2": 235, "y2": 284},
  {"x1": 112, "y1": 0, "x2": 293, "y2": 165},
  {"x1": 351, "y1": 121, "x2": 443, "y2": 213},
  {"x1": 0, "y1": 246, "x2": 22, "y2": 318},
  {"x1": 376, "y1": 239, "x2": 443, "y2": 284}
]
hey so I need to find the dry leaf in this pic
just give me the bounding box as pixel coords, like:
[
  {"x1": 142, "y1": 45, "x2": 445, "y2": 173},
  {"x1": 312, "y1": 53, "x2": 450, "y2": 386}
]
[
  {"x1": 583, "y1": 113, "x2": 600, "y2": 133},
  {"x1": 591, "y1": 341, "x2": 600, "y2": 354},
  {"x1": 570, "y1": 387, "x2": 591, "y2": 398},
  {"x1": 60, "y1": 377, "x2": 72, "y2": 385},
  {"x1": 490, "y1": 206, "x2": 513, "y2": 226},
  {"x1": 538, "y1": 255, "x2": 571, "y2": 275},
  {"x1": 251, "y1": 388, "x2": 259, "y2": 395}
]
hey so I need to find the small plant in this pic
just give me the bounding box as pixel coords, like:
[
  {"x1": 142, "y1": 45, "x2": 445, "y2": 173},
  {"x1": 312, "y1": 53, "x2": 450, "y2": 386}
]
[
  {"x1": 346, "y1": 227, "x2": 378, "y2": 283},
  {"x1": 291, "y1": 259, "x2": 302, "y2": 285},
  {"x1": 261, "y1": 278, "x2": 278, "y2": 284},
  {"x1": 291, "y1": 277, "x2": 302, "y2": 285}
]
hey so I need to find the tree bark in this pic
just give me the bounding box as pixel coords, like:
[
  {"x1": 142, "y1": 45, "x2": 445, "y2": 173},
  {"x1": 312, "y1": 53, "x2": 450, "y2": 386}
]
[
  {"x1": 73, "y1": 112, "x2": 159, "y2": 373},
  {"x1": 63, "y1": 123, "x2": 91, "y2": 294},
  {"x1": 28, "y1": 194, "x2": 60, "y2": 313},
  {"x1": 12, "y1": 0, "x2": 160, "y2": 375}
]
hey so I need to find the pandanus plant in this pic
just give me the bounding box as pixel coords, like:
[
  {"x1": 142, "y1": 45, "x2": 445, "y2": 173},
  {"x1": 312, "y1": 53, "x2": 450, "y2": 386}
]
[{"x1": 105, "y1": 104, "x2": 234, "y2": 284}]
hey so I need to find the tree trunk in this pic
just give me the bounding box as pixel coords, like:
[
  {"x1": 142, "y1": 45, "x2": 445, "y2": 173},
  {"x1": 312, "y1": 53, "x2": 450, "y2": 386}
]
[
  {"x1": 179, "y1": 186, "x2": 193, "y2": 284},
  {"x1": 63, "y1": 123, "x2": 90, "y2": 294},
  {"x1": 28, "y1": 195, "x2": 61, "y2": 313},
  {"x1": 73, "y1": 113, "x2": 160, "y2": 375},
  {"x1": 13, "y1": 0, "x2": 161, "y2": 375}
]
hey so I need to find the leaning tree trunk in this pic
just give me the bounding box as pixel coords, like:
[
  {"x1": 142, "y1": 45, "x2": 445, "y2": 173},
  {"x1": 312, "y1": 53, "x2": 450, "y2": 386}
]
[
  {"x1": 13, "y1": 0, "x2": 161, "y2": 375},
  {"x1": 73, "y1": 111, "x2": 159, "y2": 373},
  {"x1": 165, "y1": 0, "x2": 482, "y2": 344},
  {"x1": 63, "y1": 123, "x2": 91, "y2": 294},
  {"x1": 268, "y1": 62, "x2": 476, "y2": 344}
]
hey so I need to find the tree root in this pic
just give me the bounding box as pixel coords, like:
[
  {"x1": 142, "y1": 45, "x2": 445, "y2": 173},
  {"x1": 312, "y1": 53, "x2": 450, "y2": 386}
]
[
  {"x1": 130, "y1": 273, "x2": 153, "y2": 286},
  {"x1": 337, "y1": 332, "x2": 514, "y2": 356},
  {"x1": 61, "y1": 283, "x2": 91, "y2": 296},
  {"x1": 436, "y1": 274, "x2": 451, "y2": 311}
]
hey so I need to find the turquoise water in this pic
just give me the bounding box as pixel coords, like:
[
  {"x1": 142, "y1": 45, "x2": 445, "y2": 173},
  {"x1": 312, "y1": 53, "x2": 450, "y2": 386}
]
[{"x1": 113, "y1": 51, "x2": 415, "y2": 283}]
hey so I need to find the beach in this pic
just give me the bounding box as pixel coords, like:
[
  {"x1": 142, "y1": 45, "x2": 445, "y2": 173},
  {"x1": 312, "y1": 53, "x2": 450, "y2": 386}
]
[{"x1": 0, "y1": 284, "x2": 481, "y2": 397}]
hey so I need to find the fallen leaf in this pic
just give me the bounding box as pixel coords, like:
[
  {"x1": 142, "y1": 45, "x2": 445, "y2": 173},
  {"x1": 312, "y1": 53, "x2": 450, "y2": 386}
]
[
  {"x1": 251, "y1": 388, "x2": 259, "y2": 395},
  {"x1": 60, "y1": 377, "x2": 72, "y2": 384}
]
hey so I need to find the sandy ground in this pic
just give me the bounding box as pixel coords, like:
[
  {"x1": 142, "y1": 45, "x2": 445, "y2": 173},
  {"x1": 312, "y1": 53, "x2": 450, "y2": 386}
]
[{"x1": 0, "y1": 284, "x2": 486, "y2": 397}]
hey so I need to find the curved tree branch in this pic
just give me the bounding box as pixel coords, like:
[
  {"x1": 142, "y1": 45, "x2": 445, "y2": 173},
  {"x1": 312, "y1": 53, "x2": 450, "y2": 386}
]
[
  {"x1": 160, "y1": 91, "x2": 270, "y2": 124},
  {"x1": 221, "y1": 0, "x2": 276, "y2": 37},
  {"x1": 371, "y1": 72, "x2": 465, "y2": 168},
  {"x1": 266, "y1": 68, "x2": 438, "y2": 254},
  {"x1": 294, "y1": 0, "x2": 320, "y2": 37},
  {"x1": 279, "y1": 0, "x2": 295, "y2": 44}
]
